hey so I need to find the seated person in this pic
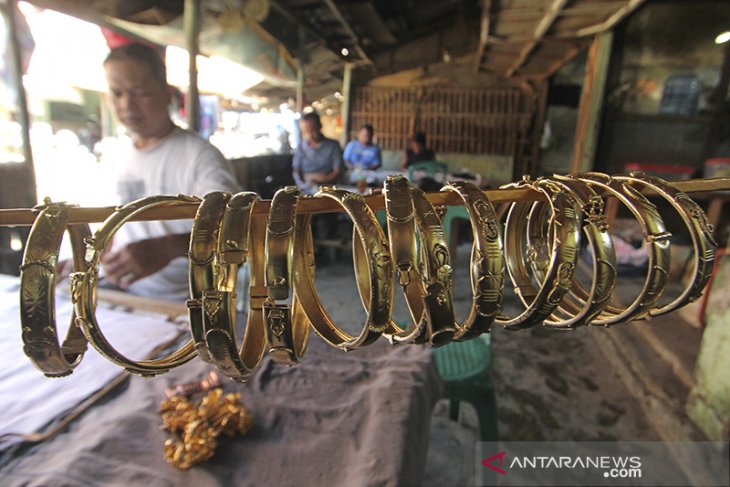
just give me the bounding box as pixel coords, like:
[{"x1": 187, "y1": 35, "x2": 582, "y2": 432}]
[
  {"x1": 401, "y1": 131, "x2": 436, "y2": 170},
  {"x1": 343, "y1": 124, "x2": 382, "y2": 172},
  {"x1": 292, "y1": 112, "x2": 343, "y2": 194},
  {"x1": 101, "y1": 43, "x2": 240, "y2": 302}
]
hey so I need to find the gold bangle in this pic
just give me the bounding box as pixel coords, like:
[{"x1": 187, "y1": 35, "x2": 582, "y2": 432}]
[
  {"x1": 70, "y1": 194, "x2": 201, "y2": 376},
  {"x1": 354, "y1": 177, "x2": 456, "y2": 346},
  {"x1": 566, "y1": 172, "x2": 670, "y2": 324},
  {"x1": 496, "y1": 177, "x2": 582, "y2": 330},
  {"x1": 187, "y1": 192, "x2": 231, "y2": 363},
  {"x1": 20, "y1": 200, "x2": 92, "y2": 377},
  {"x1": 264, "y1": 186, "x2": 310, "y2": 365},
  {"x1": 293, "y1": 186, "x2": 393, "y2": 350},
  {"x1": 203, "y1": 192, "x2": 268, "y2": 382},
  {"x1": 410, "y1": 185, "x2": 458, "y2": 345},
  {"x1": 440, "y1": 180, "x2": 505, "y2": 340},
  {"x1": 526, "y1": 177, "x2": 617, "y2": 328},
  {"x1": 616, "y1": 173, "x2": 717, "y2": 316}
]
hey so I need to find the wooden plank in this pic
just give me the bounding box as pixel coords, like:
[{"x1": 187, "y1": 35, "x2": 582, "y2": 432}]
[
  {"x1": 321, "y1": 0, "x2": 373, "y2": 65},
  {"x1": 577, "y1": 0, "x2": 647, "y2": 37},
  {"x1": 538, "y1": 43, "x2": 586, "y2": 80},
  {"x1": 184, "y1": 0, "x2": 201, "y2": 133},
  {"x1": 506, "y1": 0, "x2": 570, "y2": 77},
  {"x1": 474, "y1": 0, "x2": 492, "y2": 71},
  {"x1": 3, "y1": 178, "x2": 729, "y2": 226},
  {"x1": 570, "y1": 32, "x2": 613, "y2": 173}
]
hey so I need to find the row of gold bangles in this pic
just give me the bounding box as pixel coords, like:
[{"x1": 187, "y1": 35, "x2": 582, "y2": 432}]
[{"x1": 18, "y1": 172, "x2": 717, "y2": 379}]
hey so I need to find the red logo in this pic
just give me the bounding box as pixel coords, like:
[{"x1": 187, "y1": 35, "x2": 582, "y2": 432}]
[{"x1": 482, "y1": 451, "x2": 507, "y2": 475}]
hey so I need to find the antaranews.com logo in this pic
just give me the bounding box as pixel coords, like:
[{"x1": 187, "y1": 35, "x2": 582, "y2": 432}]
[
  {"x1": 476, "y1": 441, "x2": 729, "y2": 487},
  {"x1": 482, "y1": 450, "x2": 642, "y2": 480}
]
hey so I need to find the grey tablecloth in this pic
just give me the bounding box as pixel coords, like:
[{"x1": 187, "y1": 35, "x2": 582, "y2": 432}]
[{"x1": 0, "y1": 333, "x2": 442, "y2": 487}]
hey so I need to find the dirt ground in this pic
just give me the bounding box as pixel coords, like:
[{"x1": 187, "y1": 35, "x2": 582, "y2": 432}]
[{"x1": 312, "y1": 240, "x2": 699, "y2": 486}]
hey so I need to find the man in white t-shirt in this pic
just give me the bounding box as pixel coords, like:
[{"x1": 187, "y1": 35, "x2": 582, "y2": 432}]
[{"x1": 101, "y1": 43, "x2": 239, "y2": 301}]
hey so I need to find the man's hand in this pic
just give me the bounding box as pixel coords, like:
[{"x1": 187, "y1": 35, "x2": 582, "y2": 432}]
[
  {"x1": 101, "y1": 233, "x2": 189, "y2": 289},
  {"x1": 303, "y1": 172, "x2": 326, "y2": 184},
  {"x1": 304, "y1": 168, "x2": 340, "y2": 185}
]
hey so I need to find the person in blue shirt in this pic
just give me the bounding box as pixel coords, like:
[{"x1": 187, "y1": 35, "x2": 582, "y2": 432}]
[
  {"x1": 343, "y1": 124, "x2": 382, "y2": 171},
  {"x1": 292, "y1": 112, "x2": 343, "y2": 194}
]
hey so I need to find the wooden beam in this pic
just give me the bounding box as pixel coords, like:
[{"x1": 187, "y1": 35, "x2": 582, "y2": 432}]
[
  {"x1": 577, "y1": 0, "x2": 646, "y2": 37},
  {"x1": 269, "y1": 0, "x2": 328, "y2": 53},
  {"x1": 570, "y1": 32, "x2": 613, "y2": 173},
  {"x1": 538, "y1": 43, "x2": 586, "y2": 80},
  {"x1": 3, "y1": 176, "x2": 730, "y2": 227},
  {"x1": 340, "y1": 62, "x2": 353, "y2": 147},
  {"x1": 498, "y1": 3, "x2": 622, "y2": 21},
  {"x1": 2, "y1": 1, "x2": 35, "y2": 176},
  {"x1": 506, "y1": 0, "x2": 569, "y2": 77},
  {"x1": 321, "y1": 0, "x2": 373, "y2": 65},
  {"x1": 474, "y1": 0, "x2": 492, "y2": 72},
  {"x1": 25, "y1": 0, "x2": 153, "y2": 45},
  {"x1": 530, "y1": 80, "x2": 549, "y2": 176},
  {"x1": 369, "y1": 21, "x2": 478, "y2": 79},
  {"x1": 184, "y1": 0, "x2": 201, "y2": 133},
  {"x1": 296, "y1": 60, "x2": 305, "y2": 111}
]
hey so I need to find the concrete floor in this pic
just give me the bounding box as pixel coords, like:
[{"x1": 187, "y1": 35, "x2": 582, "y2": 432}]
[{"x1": 313, "y1": 241, "x2": 706, "y2": 486}]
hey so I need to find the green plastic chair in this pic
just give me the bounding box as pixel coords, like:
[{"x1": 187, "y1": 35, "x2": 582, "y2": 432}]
[
  {"x1": 407, "y1": 160, "x2": 448, "y2": 184},
  {"x1": 433, "y1": 335, "x2": 498, "y2": 441}
]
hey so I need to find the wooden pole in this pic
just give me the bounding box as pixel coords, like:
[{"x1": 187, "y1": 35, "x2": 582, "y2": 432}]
[
  {"x1": 4, "y1": 0, "x2": 36, "y2": 203},
  {"x1": 570, "y1": 32, "x2": 613, "y2": 173},
  {"x1": 184, "y1": 0, "x2": 201, "y2": 133},
  {"x1": 296, "y1": 60, "x2": 305, "y2": 112},
  {"x1": 341, "y1": 63, "x2": 353, "y2": 146},
  {"x1": 529, "y1": 80, "x2": 549, "y2": 177},
  {"x1": 1, "y1": 178, "x2": 728, "y2": 226},
  {"x1": 506, "y1": 0, "x2": 569, "y2": 77}
]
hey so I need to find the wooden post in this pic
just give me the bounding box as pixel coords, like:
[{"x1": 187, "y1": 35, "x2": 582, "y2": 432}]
[
  {"x1": 529, "y1": 80, "x2": 549, "y2": 177},
  {"x1": 184, "y1": 0, "x2": 201, "y2": 133},
  {"x1": 296, "y1": 60, "x2": 305, "y2": 112},
  {"x1": 4, "y1": 0, "x2": 36, "y2": 202},
  {"x1": 570, "y1": 32, "x2": 613, "y2": 173},
  {"x1": 341, "y1": 62, "x2": 353, "y2": 147}
]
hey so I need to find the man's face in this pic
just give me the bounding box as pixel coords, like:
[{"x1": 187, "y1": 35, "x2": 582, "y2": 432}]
[
  {"x1": 358, "y1": 128, "x2": 372, "y2": 145},
  {"x1": 299, "y1": 119, "x2": 322, "y2": 143},
  {"x1": 104, "y1": 58, "x2": 171, "y2": 138}
]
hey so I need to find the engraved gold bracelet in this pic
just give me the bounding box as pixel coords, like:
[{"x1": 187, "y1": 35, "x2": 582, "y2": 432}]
[
  {"x1": 440, "y1": 180, "x2": 505, "y2": 340},
  {"x1": 525, "y1": 177, "x2": 617, "y2": 328},
  {"x1": 355, "y1": 176, "x2": 456, "y2": 346},
  {"x1": 264, "y1": 186, "x2": 310, "y2": 365},
  {"x1": 616, "y1": 173, "x2": 717, "y2": 316},
  {"x1": 496, "y1": 177, "x2": 581, "y2": 330},
  {"x1": 187, "y1": 191, "x2": 231, "y2": 363},
  {"x1": 202, "y1": 192, "x2": 268, "y2": 382},
  {"x1": 565, "y1": 172, "x2": 670, "y2": 324},
  {"x1": 293, "y1": 187, "x2": 393, "y2": 350},
  {"x1": 20, "y1": 200, "x2": 92, "y2": 377},
  {"x1": 70, "y1": 194, "x2": 201, "y2": 376},
  {"x1": 410, "y1": 184, "x2": 458, "y2": 345}
]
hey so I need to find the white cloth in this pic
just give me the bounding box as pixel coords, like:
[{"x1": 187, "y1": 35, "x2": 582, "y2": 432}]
[
  {"x1": 111, "y1": 127, "x2": 240, "y2": 301},
  {"x1": 0, "y1": 282, "x2": 184, "y2": 450}
]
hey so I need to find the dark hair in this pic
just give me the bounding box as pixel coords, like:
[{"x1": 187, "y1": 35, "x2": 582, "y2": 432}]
[
  {"x1": 412, "y1": 131, "x2": 427, "y2": 146},
  {"x1": 104, "y1": 43, "x2": 167, "y2": 86},
  {"x1": 300, "y1": 111, "x2": 322, "y2": 128},
  {"x1": 360, "y1": 124, "x2": 374, "y2": 135}
]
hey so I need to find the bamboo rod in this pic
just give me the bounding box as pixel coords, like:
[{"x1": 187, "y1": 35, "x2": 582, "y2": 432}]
[{"x1": 0, "y1": 177, "x2": 728, "y2": 226}]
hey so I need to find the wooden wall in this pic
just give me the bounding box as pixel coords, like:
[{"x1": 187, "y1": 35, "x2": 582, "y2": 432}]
[{"x1": 349, "y1": 86, "x2": 534, "y2": 159}]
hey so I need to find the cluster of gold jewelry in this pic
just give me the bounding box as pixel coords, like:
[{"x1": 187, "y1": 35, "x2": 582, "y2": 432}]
[
  {"x1": 18, "y1": 172, "x2": 717, "y2": 380},
  {"x1": 160, "y1": 387, "x2": 253, "y2": 469}
]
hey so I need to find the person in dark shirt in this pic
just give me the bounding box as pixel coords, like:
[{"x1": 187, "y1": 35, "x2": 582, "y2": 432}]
[{"x1": 401, "y1": 131, "x2": 436, "y2": 170}]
